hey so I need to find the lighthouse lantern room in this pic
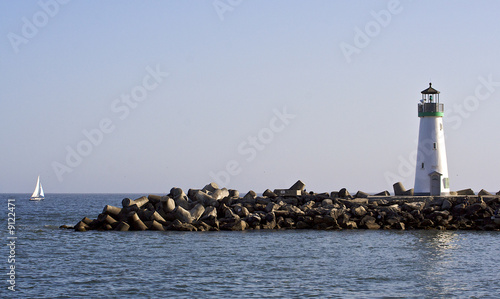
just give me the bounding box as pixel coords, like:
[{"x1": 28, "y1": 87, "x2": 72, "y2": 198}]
[{"x1": 414, "y1": 83, "x2": 450, "y2": 196}]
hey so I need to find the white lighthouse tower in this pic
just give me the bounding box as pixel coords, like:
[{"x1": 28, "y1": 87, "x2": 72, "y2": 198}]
[{"x1": 414, "y1": 83, "x2": 450, "y2": 196}]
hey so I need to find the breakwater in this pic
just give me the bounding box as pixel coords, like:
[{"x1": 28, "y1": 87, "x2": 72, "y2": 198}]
[{"x1": 67, "y1": 181, "x2": 500, "y2": 232}]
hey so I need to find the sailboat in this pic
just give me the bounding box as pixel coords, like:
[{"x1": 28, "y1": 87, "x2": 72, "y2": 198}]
[{"x1": 30, "y1": 175, "x2": 45, "y2": 201}]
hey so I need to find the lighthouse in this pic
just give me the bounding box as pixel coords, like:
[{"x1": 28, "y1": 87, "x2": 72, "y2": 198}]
[{"x1": 414, "y1": 83, "x2": 450, "y2": 196}]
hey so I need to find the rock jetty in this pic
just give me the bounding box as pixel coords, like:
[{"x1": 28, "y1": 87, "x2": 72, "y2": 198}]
[{"x1": 67, "y1": 181, "x2": 500, "y2": 232}]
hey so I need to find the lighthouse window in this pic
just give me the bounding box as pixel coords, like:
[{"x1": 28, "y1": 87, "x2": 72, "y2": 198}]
[
  {"x1": 433, "y1": 143, "x2": 437, "y2": 150},
  {"x1": 421, "y1": 163, "x2": 424, "y2": 169},
  {"x1": 440, "y1": 123, "x2": 443, "y2": 131}
]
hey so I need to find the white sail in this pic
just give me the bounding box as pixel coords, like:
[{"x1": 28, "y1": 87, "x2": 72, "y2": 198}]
[
  {"x1": 31, "y1": 176, "x2": 44, "y2": 199},
  {"x1": 39, "y1": 179, "x2": 44, "y2": 197}
]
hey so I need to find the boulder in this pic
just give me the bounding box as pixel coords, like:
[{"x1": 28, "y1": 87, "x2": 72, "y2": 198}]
[
  {"x1": 403, "y1": 189, "x2": 414, "y2": 196},
  {"x1": 393, "y1": 222, "x2": 405, "y2": 230},
  {"x1": 374, "y1": 190, "x2": 390, "y2": 196},
  {"x1": 263, "y1": 189, "x2": 277, "y2": 198},
  {"x1": 190, "y1": 204, "x2": 205, "y2": 222},
  {"x1": 265, "y1": 202, "x2": 280, "y2": 213},
  {"x1": 200, "y1": 206, "x2": 217, "y2": 220},
  {"x1": 195, "y1": 191, "x2": 217, "y2": 207},
  {"x1": 244, "y1": 190, "x2": 257, "y2": 199},
  {"x1": 129, "y1": 212, "x2": 148, "y2": 231},
  {"x1": 147, "y1": 194, "x2": 162, "y2": 205},
  {"x1": 174, "y1": 195, "x2": 190, "y2": 210},
  {"x1": 457, "y1": 188, "x2": 475, "y2": 195},
  {"x1": 402, "y1": 201, "x2": 425, "y2": 211},
  {"x1": 353, "y1": 206, "x2": 368, "y2": 217},
  {"x1": 122, "y1": 196, "x2": 149, "y2": 208},
  {"x1": 355, "y1": 191, "x2": 370, "y2": 198},
  {"x1": 161, "y1": 196, "x2": 176, "y2": 213},
  {"x1": 344, "y1": 221, "x2": 358, "y2": 229},
  {"x1": 202, "y1": 182, "x2": 219, "y2": 193},
  {"x1": 175, "y1": 206, "x2": 194, "y2": 224},
  {"x1": 102, "y1": 205, "x2": 121, "y2": 217},
  {"x1": 115, "y1": 221, "x2": 130, "y2": 231},
  {"x1": 223, "y1": 219, "x2": 249, "y2": 231},
  {"x1": 151, "y1": 211, "x2": 167, "y2": 223},
  {"x1": 393, "y1": 182, "x2": 406, "y2": 196},
  {"x1": 256, "y1": 197, "x2": 271, "y2": 205},
  {"x1": 149, "y1": 220, "x2": 165, "y2": 231},
  {"x1": 98, "y1": 213, "x2": 118, "y2": 226},
  {"x1": 170, "y1": 219, "x2": 198, "y2": 231},
  {"x1": 360, "y1": 215, "x2": 377, "y2": 226},
  {"x1": 285, "y1": 205, "x2": 305, "y2": 216},
  {"x1": 75, "y1": 221, "x2": 89, "y2": 232},
  {"x1": 282, "y1": 197, "x2": 298, "y2": 206},
  {"x1": 233, "y1": 205, "x2": 250, "y2": 218},
  {"x1": 441, "y1": 199, "x2": 453, "y2": 210},
  {"x1": 212, "y1": 188, "x2": 230, "y2": 200},
  {"x1": 338, "y1": 188, "x2": 350, "y2": 198},
  {"x1": 322, "y1": 199, "x2": 333, "y2": 207},
  {"x1": 364, "y1": 222, "x2": 381, "y2": 230},
  {"x1": 478, "y1": 189, "x2": 492, "y2": 196}
]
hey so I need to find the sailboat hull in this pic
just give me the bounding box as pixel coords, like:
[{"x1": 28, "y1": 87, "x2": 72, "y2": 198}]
[{"x1": 30, "y1": 197, "x2": 44, "y2": 201}]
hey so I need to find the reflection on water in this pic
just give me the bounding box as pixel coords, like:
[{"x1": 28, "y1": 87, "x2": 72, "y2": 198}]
[{"x1": 412, "y1": 231, "x2": 498, "y2": 297}]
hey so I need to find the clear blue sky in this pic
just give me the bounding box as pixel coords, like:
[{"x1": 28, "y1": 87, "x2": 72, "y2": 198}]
[{"x1": 1, "y1": 0, "x2": 499, "y2": 193}]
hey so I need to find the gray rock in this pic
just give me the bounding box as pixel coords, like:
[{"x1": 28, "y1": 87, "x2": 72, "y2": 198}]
[
  {"x1": 478, "y1": 189, "x2": 492, "y2": 196},
  {"x1": 190, "y1": 203, "x2": 205, "y2": 222},
  {"x1": 102, "y1": 205, "x2": 122, "y2": 217},
  {"x1": 355, "y1": 191, "x2": 370, "y2": 198},
  {"x1": 202, "y1": 182, "x2": 219, "y2": 193},
  {"x1": 122, "y1": 196, "x2": 149, "y2": 208},
  {"x1": 175, "y1": 206, "x2": 194, "y2": 224},
  {"x1": 322, "y1": 199, "x2": 333, "y2": 207},
  {"x1": 263, "y1": 189, "x2": 277, "y2": 198},
  {"x1": 265, "y1": 202, "x2": 280, "y2": 213},
  {"x1": 200, "y1": 206, "x2": 217, "y2": 220},
  {"x1": 353, "y1": 206, "x2": 368, "y2": 217},
  {"x1": 170, "y1": 187, "x2": 187, "y2": 200},
  {"x1": 403, "y1": 189, "x2": 414, "y2": 196},
  {"x1": 285, "y1": 204, "x2": 305, "y2": 216},
  {"x1": 364, "y1": 222, "x2": 380, "y2": 230},
  {"x1": 282, "y1": 197, "x2": 298, "y2": 206},
  {"x1": 360, "y1": 215, "x2": 377, "y2": 226},
  {"x1": 393, "y1": 182, "x2": 406, "y2": 196},
  {"x1": 457, "y1": 188, "x2": 475, "y2": 195},
  {"x1": 212, "y1": 188, "x2": 230, "y2": 200},
  {"x1": 227, "y1": 219, "x2": 248, "y2": 231},
  {"x1": 174, "y1": 196, "x2": 191, "y2": 210},
  {"x1": 233, "y1": 205, "x2": 250, "y2": 218},
  {"x1": 195, "y1": 191, "x2": 218, "y2": 207},
  {"x1": 161, "y1": 196, "x2": 176, "y2": 213},
  {"x1": 338, "y1": 188, "x2": 350, "y2": 198},
  {"x1": 244, "y1": 190, "x2": 257, "y2": 199},
  {"x1": 441, "y1": 199, "x2": 453, "y2": 210},
  {"x1": 256, "y1": 197, "x2": 271, "y2": 205},
  {"x1": 402, "y1": 202, "x2": 425, "y2": 211}
]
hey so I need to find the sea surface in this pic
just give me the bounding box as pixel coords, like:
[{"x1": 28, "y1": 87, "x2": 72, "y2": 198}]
[{"x1": 1, "y1": 193, "x2": 500, "y2": 298}]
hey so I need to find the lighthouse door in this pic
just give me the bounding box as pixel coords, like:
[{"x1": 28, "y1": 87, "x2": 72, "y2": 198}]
[{"x1": 430, "y1": 172, "x2": 442, "y2": 196}]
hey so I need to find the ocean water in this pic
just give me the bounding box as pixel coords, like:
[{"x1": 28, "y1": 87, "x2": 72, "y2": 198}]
[{"x1": 1, "y1": 193, "x2": 500, "y2": 298}]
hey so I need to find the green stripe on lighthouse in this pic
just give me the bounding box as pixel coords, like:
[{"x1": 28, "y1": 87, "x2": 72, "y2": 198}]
[{"x1": 418, "y1": 111, "x2": 444, "y2": 117}]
